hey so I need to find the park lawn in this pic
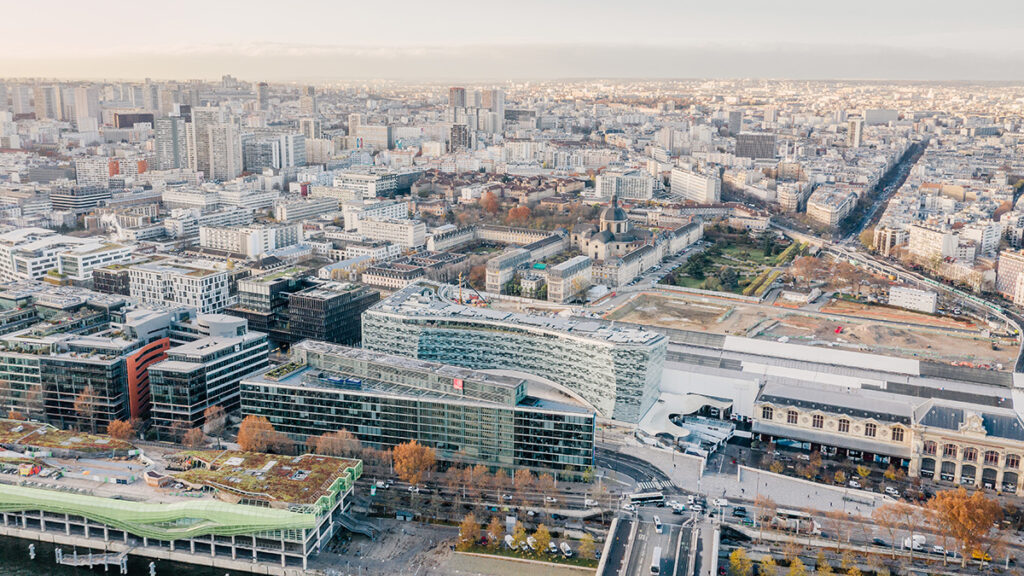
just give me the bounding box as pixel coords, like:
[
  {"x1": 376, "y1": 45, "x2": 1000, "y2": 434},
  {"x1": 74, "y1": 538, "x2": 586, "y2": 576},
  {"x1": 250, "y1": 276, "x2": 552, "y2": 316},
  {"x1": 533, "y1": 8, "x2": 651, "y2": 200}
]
[
  {"x1": 461, "y1": 544, "x2": 598, "y2": 568},
  {"x1": 719, "y1": 244, "x2": 773, "y2": 264}
]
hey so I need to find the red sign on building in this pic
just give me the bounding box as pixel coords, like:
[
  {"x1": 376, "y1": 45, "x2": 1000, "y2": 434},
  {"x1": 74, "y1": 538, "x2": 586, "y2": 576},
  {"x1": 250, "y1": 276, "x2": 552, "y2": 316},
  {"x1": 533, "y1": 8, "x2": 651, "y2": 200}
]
[{"x1": 453, "y1": 378, "x2": 463, "y2": 390}]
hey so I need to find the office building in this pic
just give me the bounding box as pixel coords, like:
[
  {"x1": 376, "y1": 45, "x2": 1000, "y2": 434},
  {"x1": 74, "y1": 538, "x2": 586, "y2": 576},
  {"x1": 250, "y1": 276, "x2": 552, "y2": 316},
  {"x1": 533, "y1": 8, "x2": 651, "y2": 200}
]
[
  {"x1": 242, "y1": 341, "x2": 596, "y2": 477},
  {"x1": 286, "y1": 282, "x2": 380, "y2": 345},
  {"x1": 735, "y1": 132, "x2": 777, "y2": 159},
  {"x1": 255, "y1": 81, "x2": 270, "y2": 110},
  {"x1": 670, "y1": 168, "x2": 721, "y2": 204},
  {"x1": 299, "y1": 85, "x2": 317, "y2": 116},
  {"x1": 149, "y1": 315, "x2": 268, "y2": 434},
  {"x1": 449, "y1": 124, "x2": 470, "y2": 152},
  {"x1": 113, "y1": 112, "x2": 154, "y2": 129},
  {"x1": 362, "y1": 282, "x2": 666, "y2": 423},
  {"x1": 128, "y1": 260, "x2": 230, "y2": 313}
]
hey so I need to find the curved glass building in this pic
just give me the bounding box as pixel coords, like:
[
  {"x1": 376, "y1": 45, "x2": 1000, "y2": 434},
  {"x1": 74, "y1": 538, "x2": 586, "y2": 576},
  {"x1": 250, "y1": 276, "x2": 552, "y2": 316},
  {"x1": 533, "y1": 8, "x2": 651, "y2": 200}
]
[{"x1": 362, "y1": 282, "x2": 666, "y2": 423}]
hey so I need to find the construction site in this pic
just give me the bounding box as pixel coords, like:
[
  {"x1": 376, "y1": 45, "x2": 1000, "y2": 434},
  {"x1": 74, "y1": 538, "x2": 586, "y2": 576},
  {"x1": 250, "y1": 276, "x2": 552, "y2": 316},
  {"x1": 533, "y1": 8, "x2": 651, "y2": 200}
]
[{"x1": 606, "y1": 289, "x2": 1018, "y2": 370}]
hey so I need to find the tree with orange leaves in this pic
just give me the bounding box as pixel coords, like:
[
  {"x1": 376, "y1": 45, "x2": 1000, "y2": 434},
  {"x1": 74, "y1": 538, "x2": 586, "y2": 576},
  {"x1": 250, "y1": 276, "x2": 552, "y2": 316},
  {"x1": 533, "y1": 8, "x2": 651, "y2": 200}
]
[
  {"x1": 392, "y1": 440, "x2": 436, "y2": 486},
  {"x1": 927, "y1": 487, "x2": 1003, "y2": 567},
  {"x1": 107, "y1": 419, "x2": 133, "y2": 441},
  {"x1": 480, "y1": 191, "x2": 499, "y2": 214},
  {"x1": 237, "y1": 415, "x2": 279, "y2": 452}
]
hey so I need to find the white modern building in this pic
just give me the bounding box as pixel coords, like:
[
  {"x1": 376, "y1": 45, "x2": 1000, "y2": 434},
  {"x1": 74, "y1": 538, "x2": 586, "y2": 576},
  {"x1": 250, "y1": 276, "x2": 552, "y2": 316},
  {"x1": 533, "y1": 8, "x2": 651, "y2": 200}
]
[
  {"x1": 128, "y1": 260, "x2": 230, "y2": 313},
  {"x1": 274, "y1": 197, "x2": 339, "y2": 223},
  {"x1": 342, "y1": 200, "x2": 409, "y2": 231},
  {"x1": 670, "y1": 168, "x2": 721, "y2": 204},
  {"x1": 888, "y1": 286, "x2": 938, "y2": 314}
]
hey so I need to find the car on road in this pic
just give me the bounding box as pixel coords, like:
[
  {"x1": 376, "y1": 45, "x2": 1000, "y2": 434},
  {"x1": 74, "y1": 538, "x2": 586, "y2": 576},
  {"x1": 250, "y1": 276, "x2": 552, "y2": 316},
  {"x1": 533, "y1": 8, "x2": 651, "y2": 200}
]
[
  {"x1": 622, "y1": 503, "x2": 636, "y2": 512},
  {"x1": 686, "y1": 495, "x2": 695, "y2": 505},
  {"x1": 691, "y1": 504, "x2": 703, "y2": 513},
  {"x1": 544, "y1": 496, "x2": 558, "y2": 504},
  {"x1": 585, "y1": 498, "x2": 598, "y2": 507},
  {"x1": 741, "y1": 518, "x2": 755, "y2": 527},
  {"x1": 872, "y1": 538, "x2": 888, "y2": 547},
  {"x1": 932, "y1": 545, "x2": 946, "y2": 555},
  {"x1": 848, "y1": 480, "x2": 861, "y2": 489},
  {"x1": 884, "y1": 486, "x2": 900, "y2": 498},
  {"x1": 667, "y1": 499, "x2": 680, "y2": 508},
  {"x1": 502, "y1": 494, "x2": 513, "y2": 501},
  {"x1": 731, "y1": 506, "x2": 747, "y2": 518},
  {"x1": 712, "y1": 498, "x2": 729, "y2": 508},
  {"x1": 407, "y1": 485, "x2": 420, "y2": 493}
]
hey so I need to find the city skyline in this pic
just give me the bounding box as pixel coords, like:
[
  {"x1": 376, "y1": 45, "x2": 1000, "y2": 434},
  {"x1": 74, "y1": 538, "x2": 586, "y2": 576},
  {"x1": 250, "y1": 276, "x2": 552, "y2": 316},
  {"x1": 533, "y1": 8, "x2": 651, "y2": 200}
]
[{"x1": 2, "y1": 0, "x2": 1023, "y2": 81}]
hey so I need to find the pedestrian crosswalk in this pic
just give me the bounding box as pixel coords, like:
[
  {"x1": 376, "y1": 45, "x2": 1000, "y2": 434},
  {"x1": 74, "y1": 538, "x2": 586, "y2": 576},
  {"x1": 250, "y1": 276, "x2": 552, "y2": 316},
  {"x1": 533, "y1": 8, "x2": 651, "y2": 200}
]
[{"x1": 636, "y1": 480, "x2": 674, "y2": 491}]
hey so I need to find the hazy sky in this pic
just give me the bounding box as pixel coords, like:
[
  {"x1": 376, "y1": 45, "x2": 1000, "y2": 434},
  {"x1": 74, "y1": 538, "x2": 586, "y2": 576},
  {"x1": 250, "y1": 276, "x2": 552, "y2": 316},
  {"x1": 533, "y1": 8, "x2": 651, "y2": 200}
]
[{"x1": 2, "y1": 0, "x2": 1022, "y2": 81}]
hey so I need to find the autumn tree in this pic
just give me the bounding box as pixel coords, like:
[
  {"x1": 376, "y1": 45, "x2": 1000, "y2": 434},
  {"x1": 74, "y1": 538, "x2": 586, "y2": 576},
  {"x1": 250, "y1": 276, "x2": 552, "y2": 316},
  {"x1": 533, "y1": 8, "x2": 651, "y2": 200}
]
[
  {"x1": 237, "y1": 415, "x2": 280, "y2": 452},
  {"x1": 815, "y1": 551, "x2": 833, "y2": 576},
  {"x1": 513, "y1": 469, "x2": 534, "y2": 506},
  {"x1": 537, "y1": 473, "x2": 556, "y2": 508},
  {"x1": 392, "y1": 440, "x2": 436, "y2": 486},
  {"x1": 579, "y1": 533, "x2": 596, "y2": 560},
  {"x1": 533, "y1": 524, "x2": 552, "y2": 556},
  {"x1": 480, "y1": 191, "x2": 499, "y2": 214},
  {"x1": 927, "y1": 487, "x2": 1003, "y2": 567},
  {"x1": 512, "y1": 520, "x2": 527, "y2": 548},
  {"x1": 466, "y1": 464, "x2": 490, "y2": 501},
  {"x1": 457, "y1": 513, "x2": 479, "y2": 551},
  {"x1": 107, "y1": 419, "x2": 133, "y2": 441},
  {"x1": 761, "y1": 557, "x2": 778, "y2": 576},
  {"x1": 486, "y1": 516, "x2": 504, "y2": 551},
  {"x1": 855, "y1": 465, "x2": 870, "y2": 479},
  {"x1": 788, "y1": 557, "x2": 807, "y2": 576},
  {"x1": 491, "y1": 469, "x2": 510, "y2": 499},
  {"x1": 73, "y1": 385, "x2": 98, "y2": 433},
  {"x1": 309, "y1": 429, "x2": 363, "y2": 458},
  {"x1": 507, "y1": 205, "x2": 531, "y2": 225},
  {"x1": 182, "y1": 427, "x2": 205, "y2": 449},
  {"x1": 730, "y1": 548, "x2": 753, "y2": 576},
  {"x1": 203, "y1": 405, "x2": 227, "y2": 436},
  {"x1": 833, "y1": 470, "x2": 847, "y2": 485}
]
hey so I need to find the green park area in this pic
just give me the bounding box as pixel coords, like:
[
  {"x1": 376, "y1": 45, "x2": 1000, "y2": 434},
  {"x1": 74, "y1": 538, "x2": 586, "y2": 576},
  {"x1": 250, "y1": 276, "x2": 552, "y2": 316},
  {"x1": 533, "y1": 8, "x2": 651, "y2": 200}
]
[{"x1": 662, "y1": 227, "x2": 804, "y2": 295}]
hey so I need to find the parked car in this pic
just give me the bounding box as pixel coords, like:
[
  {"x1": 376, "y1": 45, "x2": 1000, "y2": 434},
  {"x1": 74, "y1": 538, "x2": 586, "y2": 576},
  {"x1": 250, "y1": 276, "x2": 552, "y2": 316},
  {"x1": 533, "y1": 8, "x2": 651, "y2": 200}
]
[
  {"x1": 732, "y1": 506, "x2": 747, "y2": 518},
  {"x1": 884, "y1": 486, "x2": 900, "y2": 498},
  {"x1": 848, "y1": 480, "x2": 861, "y2": 489},
  {"x1": 712, "y1": 498, "x2": 729, "y2": 508}
]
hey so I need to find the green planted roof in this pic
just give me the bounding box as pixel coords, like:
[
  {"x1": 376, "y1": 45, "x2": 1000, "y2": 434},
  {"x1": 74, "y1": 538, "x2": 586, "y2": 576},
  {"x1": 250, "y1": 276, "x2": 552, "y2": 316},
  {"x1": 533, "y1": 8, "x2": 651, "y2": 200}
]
[{"x1": 0, "y1": 484, "x2": 316, "y2": 541}]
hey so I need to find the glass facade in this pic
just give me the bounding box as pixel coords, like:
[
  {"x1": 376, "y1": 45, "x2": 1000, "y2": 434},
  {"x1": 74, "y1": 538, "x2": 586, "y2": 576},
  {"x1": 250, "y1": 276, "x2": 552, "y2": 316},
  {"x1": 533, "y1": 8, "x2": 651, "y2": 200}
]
[
  {"x1": 362, "y1": 287, "x2": 665, "y2": 423},
  {"x1": 241, "y1": 342, "x2": 596, "y2": 477}
]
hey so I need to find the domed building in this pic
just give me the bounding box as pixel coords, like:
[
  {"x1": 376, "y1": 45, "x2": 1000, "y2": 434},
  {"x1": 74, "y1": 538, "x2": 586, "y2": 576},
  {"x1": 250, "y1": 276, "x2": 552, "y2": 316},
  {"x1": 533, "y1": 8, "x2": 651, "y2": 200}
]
[{"x1": 573, "y1": 195, "x2": 645, "y2": 261}]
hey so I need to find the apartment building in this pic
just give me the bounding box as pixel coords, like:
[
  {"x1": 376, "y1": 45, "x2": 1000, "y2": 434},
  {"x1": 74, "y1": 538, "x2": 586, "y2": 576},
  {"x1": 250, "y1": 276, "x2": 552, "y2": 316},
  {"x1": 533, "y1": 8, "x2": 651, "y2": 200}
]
[
  {"x1": 128, "y1": 260, "x2": 230, "y2": 313},
  {"x1": 670, "y1": 168, "x2": 721, "y2": 204},
  {"x1": 198, "y1": 223, "x2": 301, "y2": 257}
]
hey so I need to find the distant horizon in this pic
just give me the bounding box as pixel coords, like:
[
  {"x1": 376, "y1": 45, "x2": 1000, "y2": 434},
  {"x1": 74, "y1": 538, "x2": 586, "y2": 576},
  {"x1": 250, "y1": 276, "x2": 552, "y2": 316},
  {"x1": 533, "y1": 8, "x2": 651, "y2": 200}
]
[{"x1": 2, "y1": 0, "x2": 1023, "y2": 82}]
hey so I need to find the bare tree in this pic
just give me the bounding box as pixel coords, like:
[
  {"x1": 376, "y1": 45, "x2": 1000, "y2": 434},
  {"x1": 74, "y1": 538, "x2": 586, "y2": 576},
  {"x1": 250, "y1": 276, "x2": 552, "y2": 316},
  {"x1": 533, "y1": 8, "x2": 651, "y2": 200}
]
[{"x1": 73, "y1": 385, "x2": 98, "y2": 433}]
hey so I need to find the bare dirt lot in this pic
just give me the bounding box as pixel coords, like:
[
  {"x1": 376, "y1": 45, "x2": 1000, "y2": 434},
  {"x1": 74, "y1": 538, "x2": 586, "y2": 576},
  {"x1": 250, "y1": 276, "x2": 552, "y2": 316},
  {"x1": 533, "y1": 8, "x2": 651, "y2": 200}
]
[{"x1": 606, "y1": 291, "x2": 1017, "y2": 369}]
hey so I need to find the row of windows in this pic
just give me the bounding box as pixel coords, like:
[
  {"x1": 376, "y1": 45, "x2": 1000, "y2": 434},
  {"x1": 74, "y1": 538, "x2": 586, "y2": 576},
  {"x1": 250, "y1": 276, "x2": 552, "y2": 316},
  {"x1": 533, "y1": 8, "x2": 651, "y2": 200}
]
[
  {"x1": 922, "y1": 441, "x2": 1019, "y2": 467},
  {"x1": 764, "y1": 406, "x2": 904, "y2": 441}
]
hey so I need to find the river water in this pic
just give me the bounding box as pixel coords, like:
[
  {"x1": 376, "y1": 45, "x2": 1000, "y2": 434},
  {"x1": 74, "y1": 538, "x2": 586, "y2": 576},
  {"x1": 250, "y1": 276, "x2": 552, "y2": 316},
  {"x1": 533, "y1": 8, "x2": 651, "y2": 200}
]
[{"x1": 0, "y1": 536, "x2": 230, "y2": 576}]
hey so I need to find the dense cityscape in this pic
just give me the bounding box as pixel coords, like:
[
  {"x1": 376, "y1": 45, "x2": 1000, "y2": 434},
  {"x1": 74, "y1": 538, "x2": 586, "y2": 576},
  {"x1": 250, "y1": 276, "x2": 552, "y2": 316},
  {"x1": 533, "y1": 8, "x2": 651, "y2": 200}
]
[{"x1": 1, "y1": 4, "x2": 1024, "y2": 576}]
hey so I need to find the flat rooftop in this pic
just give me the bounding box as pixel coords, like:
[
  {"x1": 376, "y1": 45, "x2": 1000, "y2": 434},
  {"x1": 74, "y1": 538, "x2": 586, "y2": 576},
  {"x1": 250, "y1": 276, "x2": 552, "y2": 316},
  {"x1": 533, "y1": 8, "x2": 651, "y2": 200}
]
[{"x1": 371, "y1": 282, "x2": 664, "y2": 346}]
